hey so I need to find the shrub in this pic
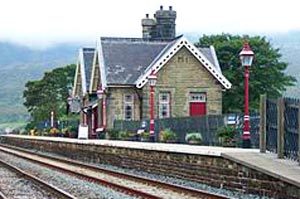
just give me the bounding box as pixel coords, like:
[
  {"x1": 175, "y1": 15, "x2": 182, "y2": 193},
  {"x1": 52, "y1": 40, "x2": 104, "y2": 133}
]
[
  {"x1": 217, "y1": 126, "x2": 235, "y2": 140},
  {"x1": 106, "y1": 129, "x2": 119, "y2": 140},
  {"x1": 140, "y1": 131, "x2": 150, "y2": 141},
  {"x1": 159, "y1": 128, "x2": 177, "y2": 142},
  {"x1": 217, "y1": 126, "x2": 236, "y2": 147},
  {"x1": 118, "y1": 131, "x2": 132, "y2": 140},
  {"x1": 185, "y1": 132, "x2": 202, "y2": 144}
]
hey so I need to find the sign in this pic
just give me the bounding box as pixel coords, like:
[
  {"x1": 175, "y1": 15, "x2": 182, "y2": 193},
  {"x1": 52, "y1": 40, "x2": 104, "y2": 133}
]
[{"x1": 78, "y1": 125, "x2": 88, "y2": 139}]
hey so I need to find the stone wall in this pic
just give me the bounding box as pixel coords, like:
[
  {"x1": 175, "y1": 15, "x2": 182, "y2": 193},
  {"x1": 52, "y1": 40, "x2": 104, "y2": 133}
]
[
  {"x1": 142, "y1": 47, "x2": 223, "y2": 119},
  {"x1": 106, "y1": 87, "x2": 141, "y2": 128},
  {"x1": 1, "y1": 136, "x2": 299, "y2": 199}
]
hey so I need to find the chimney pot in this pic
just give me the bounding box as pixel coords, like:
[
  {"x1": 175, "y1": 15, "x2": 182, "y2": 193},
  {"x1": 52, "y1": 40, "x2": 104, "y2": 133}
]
[
  {"x1": 146, "y1": 14, "x2": 149, "y2": 18},
  {"x1": 154, "y1": 14, "x2": 156, "y2": 18},
  {"x1": 169, "y1": 6, "x2": 172, "y2": 10},
  {"x1": 160, "y1": 5, "x2": 163, "y2": 10}
]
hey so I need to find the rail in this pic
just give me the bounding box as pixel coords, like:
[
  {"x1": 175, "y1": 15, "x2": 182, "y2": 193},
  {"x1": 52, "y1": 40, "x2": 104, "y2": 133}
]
[{"x1": 0, "y1": 143, "x2": 228, "y2": 199}]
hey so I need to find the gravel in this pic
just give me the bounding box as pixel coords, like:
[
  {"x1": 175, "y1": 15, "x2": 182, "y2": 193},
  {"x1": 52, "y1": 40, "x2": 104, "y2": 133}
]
[
  {"x1": 94, "y1": 163, "x2": 272, "y2": 199},
  {"x1": 0, "y1": 151, "x2": 135, "y2": 199},
  {"x1": 0, "y1": 165, "x2": 60, "y2": 199},
  {"x1": 4, "y1": 146, "x2": 272, "y2": 199}
]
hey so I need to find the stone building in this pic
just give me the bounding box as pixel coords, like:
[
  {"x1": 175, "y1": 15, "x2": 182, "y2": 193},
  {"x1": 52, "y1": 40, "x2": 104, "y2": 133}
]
[{"x1": 72, "y1": 6, "x2": 231, "y2": 138}]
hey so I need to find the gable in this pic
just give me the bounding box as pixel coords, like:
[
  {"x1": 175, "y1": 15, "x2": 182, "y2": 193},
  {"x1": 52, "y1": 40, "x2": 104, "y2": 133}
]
[
  {"x1": 72, "y1": 61, "x2": 82, "y2": 97},
  {"x1": 135, "y1": 36, "x2": 231, "y2": 89},
  {"x1": 156, "y1": 46, "x2": 222, "y2": 89},
  {"x1": 89, "y1": 52, "x2": 101, "y2": 92}
]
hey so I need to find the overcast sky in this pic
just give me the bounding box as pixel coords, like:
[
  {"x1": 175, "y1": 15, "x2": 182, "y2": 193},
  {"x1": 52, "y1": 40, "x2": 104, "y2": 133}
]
[{"x1": 0, "y1": 0, "x2": 299, "y2": 48}]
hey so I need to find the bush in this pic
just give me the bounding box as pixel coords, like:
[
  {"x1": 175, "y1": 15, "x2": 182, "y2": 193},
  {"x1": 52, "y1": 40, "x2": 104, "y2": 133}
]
[
  {"x1": 159, "y1": 128, "x2": 177, "y2": 142},
  {"x1": 185, "y1": 132, "x2": 202, "y2": 144},
  {"x1": 140, "y1": 131, "x2": 150, "y2": 141},
  {"x1": 217, "y1": 126, "x2": 235, "y2": 139},
  {"x1": 106, "y1": 129, "x2": 119, "y2": 140},
  {"x1": 118, "y1": 131, "x2": 132, "y2": 140},
  {"x1": 217, "y1": 126, "x2": 236, "y2": 146}
]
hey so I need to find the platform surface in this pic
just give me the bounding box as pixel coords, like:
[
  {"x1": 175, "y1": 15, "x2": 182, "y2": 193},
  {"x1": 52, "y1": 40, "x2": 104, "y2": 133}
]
[
  {"x1": 2, "y1": 134, "x2": 300, "y2": 188},
  {"x1": 1, "y1": 134, "x2": 257, "y2": 156}
]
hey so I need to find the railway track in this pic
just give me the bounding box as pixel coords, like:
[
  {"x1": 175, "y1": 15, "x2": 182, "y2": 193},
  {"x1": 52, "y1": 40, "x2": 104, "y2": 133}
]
[
  {"x1": 0, "y1": 144, "x2": 229, "y2": 199},
  {"x1": 0, "y1": 156, "x2": 75, "y2": 199}
]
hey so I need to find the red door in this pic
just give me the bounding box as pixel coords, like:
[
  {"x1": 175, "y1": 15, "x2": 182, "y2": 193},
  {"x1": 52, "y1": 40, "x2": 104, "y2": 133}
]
[{"x1": 190, "y1": 102, "x2": 206, "y2": 116}]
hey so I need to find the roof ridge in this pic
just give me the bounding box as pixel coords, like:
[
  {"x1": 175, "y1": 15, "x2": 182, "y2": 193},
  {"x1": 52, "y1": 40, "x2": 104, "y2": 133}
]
[{"x1": 100, "y1": 37, "x2": 172, "y2": 44}]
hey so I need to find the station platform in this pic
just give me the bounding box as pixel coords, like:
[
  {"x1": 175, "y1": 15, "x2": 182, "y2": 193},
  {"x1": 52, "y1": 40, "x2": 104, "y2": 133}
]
[
  {"x1": 1, "y1": 134, "x2": 300, "y2": 197},
  {"x1": 2, "y1": 134, "x2": 257, "y2": 156}
]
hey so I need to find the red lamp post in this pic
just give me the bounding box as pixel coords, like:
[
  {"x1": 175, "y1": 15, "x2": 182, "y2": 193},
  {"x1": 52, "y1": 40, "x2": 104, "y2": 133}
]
[
  {"x1": 97, "y1": 87, "x2": 106, "y2": 129},
  {"x1": 239, "y1": 42, "x2": 254, "y2": 148},
  {"x1": 148, "y1": 72, "x2": 157, "y2": 142}
]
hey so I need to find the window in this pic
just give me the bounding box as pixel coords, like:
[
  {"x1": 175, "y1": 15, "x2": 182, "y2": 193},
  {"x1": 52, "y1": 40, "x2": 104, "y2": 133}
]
[
  {"x1": 189, "y1": 92, "x2": 206, "y2": 102},
  {"x1": 124, "y1": 94, "x2": 134, "y2": 120},
  {"x1": 159, "y1": 92, "x2": 170, "y2": 118}
]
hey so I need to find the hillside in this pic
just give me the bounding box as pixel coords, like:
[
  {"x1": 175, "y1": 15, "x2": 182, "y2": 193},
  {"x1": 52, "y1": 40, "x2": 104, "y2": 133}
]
[
  {"x1": 269, "y1": 32, "x2": 300, "y2": 97},
  {"x1": 0, "y1": 42, "x2": 82, "y2": 123},
  {"x1": 0, "y1": 32, "x2": 299, "y2": 126}
]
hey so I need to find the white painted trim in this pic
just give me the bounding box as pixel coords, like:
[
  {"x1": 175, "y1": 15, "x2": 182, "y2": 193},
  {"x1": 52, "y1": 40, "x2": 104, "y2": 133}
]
[
  {"x1": 89, "y1": 50, "x2": 98, "y2": 93},
  {"x1": 79, "y1": 48, "x2": 87, "y2": 95},
  {"x1": 135, "y1": 36, "x2": 232, "y2": 89},
  {"x1": 92, "y1": 102, "x2": 98, "y2": 109},
  {"x1": 72, "y1": 57, "x2": 80, "y2": 97},
  {"x1": 210, "y1": 45, "x2": 221, "y2": 73},
  {"x1": 97, "y1": 38, "x2": 107, "y2": 89}
]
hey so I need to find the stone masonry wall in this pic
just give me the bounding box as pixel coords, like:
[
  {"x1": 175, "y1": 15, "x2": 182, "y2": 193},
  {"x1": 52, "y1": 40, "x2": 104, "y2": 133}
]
[
  {"x1": 142, "y1": 47, "x2": 223, "y2": 119},
  {"x1": 106, "y1": 87, "x2": 141, "y2": 128},
  {"x1": 1, "y1": 137, "x2": 299, "y2": 199}
]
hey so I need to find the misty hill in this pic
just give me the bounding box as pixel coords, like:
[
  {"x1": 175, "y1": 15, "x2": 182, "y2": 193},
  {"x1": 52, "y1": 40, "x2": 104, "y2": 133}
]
[
  {"x1": 0, "y1": 32, "x2": 300, "y2": 125},
  {"x1": 269, "y1": 32, "x2": 300, "y2": 97},
  {"x1": 0, "y1": 42, "x2": 82, "y2": 123}
]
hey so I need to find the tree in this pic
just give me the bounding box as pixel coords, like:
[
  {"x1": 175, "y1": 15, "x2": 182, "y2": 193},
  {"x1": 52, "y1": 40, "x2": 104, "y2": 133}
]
[
  {"x1": 196, "y1": 34, "x2": 295, "y2": 113},
  {"x1": 23, "y1": 64, "x2": 76, "y2": 128}
]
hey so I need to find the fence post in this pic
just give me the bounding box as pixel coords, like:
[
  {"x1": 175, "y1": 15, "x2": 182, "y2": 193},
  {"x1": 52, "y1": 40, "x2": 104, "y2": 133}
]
[
  {"x1": 298, "y1": 103, "x2": 300, "y2": 165},
  {"x1": 277, "y1": 97, "x2": 285, "y2": 159},
  {"x1": 259, "y1": 94, "x2": 267, "y2": 153}
]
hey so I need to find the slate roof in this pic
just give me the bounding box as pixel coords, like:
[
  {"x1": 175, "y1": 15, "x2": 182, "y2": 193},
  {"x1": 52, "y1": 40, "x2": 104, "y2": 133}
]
[
  {"x1": 100, "y1": 37, "x2": 170, "y2": 85},
  {"x1": 82, "y1": 48, "x2": 95, "y2": 91},
  {"x1": 198, "y1": 47, "x2": 221, "y2": 72},
  {"x1": 98, "y1": 37, "x2": 222, "y2": 85}
]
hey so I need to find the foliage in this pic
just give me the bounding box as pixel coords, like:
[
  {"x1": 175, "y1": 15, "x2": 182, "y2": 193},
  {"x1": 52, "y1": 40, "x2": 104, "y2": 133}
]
[
  {"x1": 185, "y1": 132, "x2": 202, "y2": 143},
  {"x1": 217, "y1": 126, "x2": 236, "y2": 140},
  {"x1": 23, "y1": 64, "x2": 76, "y2": 128},
  {"x1": 118, "y1": 131, "x2": 134, "y2": 140},
  {"x1": 196, "y1": 34, "x2": 296, "y2": 113},
  {"x1": 159, "y1": 128, "x2": 177, "y2": 142},
  {"x1": 140, "y1": 131, "x2": 150, "y2": 140},
  {"x1": 106, "y1": 129, "x2": 119, "y2": 140}
]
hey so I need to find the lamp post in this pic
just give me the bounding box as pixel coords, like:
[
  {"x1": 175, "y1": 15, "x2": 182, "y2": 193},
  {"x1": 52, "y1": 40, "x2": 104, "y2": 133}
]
[
  {"x1": 239, "y1": 42, "x2": 254, "y2": 148},
  {"x1": 97, "y1": 87, "x2": 106, "y2": 129},
  {"x1": 148, "y1": 72, "x2": 157, "y2": 142}
]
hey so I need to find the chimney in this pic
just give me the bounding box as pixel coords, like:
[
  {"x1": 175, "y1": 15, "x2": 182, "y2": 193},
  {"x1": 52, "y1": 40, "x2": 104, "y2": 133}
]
[
  {"x1": 154, "y1": 6, "x2": 177, "y2": 40},
  {"x1": 141, "y1": 13, "x2": 156, "y2": 39}
]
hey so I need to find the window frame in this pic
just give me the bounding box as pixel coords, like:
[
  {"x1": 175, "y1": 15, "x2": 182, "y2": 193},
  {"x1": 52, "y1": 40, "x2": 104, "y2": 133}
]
[
  {"x1": 189, "y1": 92, "x2": 206, "y2": 103},
  {"x1": 159, "y1": 92, "x2": 171, "y2": 118},
  {"x1": 124, "y1": 94, "x2": 134, "y2": 121}
]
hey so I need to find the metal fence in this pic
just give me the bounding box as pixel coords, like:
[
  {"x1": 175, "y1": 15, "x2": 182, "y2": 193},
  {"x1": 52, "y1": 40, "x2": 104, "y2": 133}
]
[
  {"x1": 264, "y1": 97, "x2": 299, "y2": 161},
  {"x1": 284, "y1": 98, "x2": 299, "y2": 160},
  {"x1": 114, "y1": 115, "x2": 225, "y2": 145},
  {"x1": 266, "y1": 99, "x2": 277, "y2": 153}
]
